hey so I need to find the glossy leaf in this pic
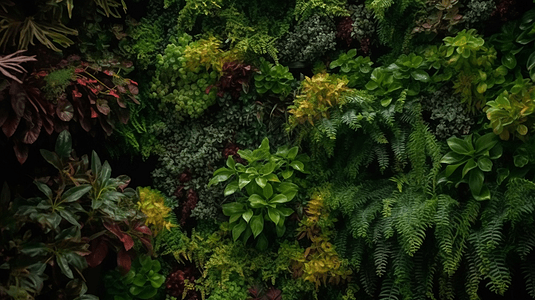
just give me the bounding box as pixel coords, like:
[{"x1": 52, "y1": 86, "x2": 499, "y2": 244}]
[
  {"x1": 263, "y1": 183, "x2": 273, "y2": 199},
  {"x1": 249, "y1": 194, "x2": 268, "y2": 208},
  {"x1": 462, "y1": 159, "x2": 477, "y2": 178},
  {"x1": 34, "y1": 181, "x2": 52, "y2": 199},
  {"x1": 242, "y1": 209, "x2": 254, "y2": 223},
  {"x1": 224, "y1": 180, "x2": 239, "y2": 196},
  {"x1": 477, "y1": 157, "x2": 493, "y2": 172},
  {"x1": 267, "y1": 207, "x2": 281, "y2": 225},
  {"x1": 57, "y1": 254, "x2": 74, "y2": 279},
  {"x1": 447, "y1": 137, "x2": 473, "y2": 155},
  {"x1": 232, "y1": 220, "x2": 247, "y2": 241},
  {"x1": 469, "y1": 169, "x2": 484, "y2": 195},
  {"x1": 55, "y1": 130, "x2": 72, "y2": 158},
  {"x1": 62, "y1": 185, "x2": 91, "y2": 203},
  {"x1": 222, "y1": 202, "x2": 245, "y2": 216},
  {"x1": 41, "y1": 149, "x2": 62, "y2": 170},
  {"x1": 250, "y1": 215, "x2": 264, "y2": 238}
]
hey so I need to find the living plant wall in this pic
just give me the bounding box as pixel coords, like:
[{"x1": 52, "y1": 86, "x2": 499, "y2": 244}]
[{"x1": 2, "y1": 0, "x2": 535, "y2": 299}]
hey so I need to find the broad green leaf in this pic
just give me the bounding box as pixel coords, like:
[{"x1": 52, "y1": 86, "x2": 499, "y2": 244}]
[
  {"x1": 278, "y1": 207, "x2": 294, "y2": 217},
  {"x1": 501, "y1": 53, "x2": 517, "y2": 69},
  {"x1": 263, "y1": 183, "x2": 273, "y2": 199},
  {"x1": 226, "y1": 156, "x2": 236, "y2": 170},
  {"x1": 445, "y1": 163, "x2": 463, "y2": 177},
  {"x1": 137, "y1": 286, "x2": 158, "y2": 299},
  {"x1": 224, "y1": 180, "x2": 239, "y2": 196},
  {"x1": 149, "y1": 274, "x2": 165, "y2": 288},
  {"x1": 528, "y1": 52, "x2": 535, "y2": 71},
  {"x1": 269, "y1": 194, "x2": 289, "y2": 204},
  {"x1": 290, "y1": 161, "x2": 305, "y2": 172},
  {"x1": 55, "y1": 130, "x2": 72, "y2": 158},
  {"x1": 242, "y1": 209, "x2": 253, "y2": 223},
  {"x1": 260, "y1": 161, "x2": 277, "y2": 175},
  {"x1": 249, "y1": 194, "x2": 268, "y2": 208},
  {"x1": 91, "y1": 151, "x2": 101, "y2": 176},
  {"x1": 255, "y1": 176, "x2": 267, "y2": 188},
  {"x1": 475, "y1": 133, "x2": 499, "y2": 154},
  {"x1": 496, "y1": 168, "x2": 509, "y2": 185},
  {"x1": 213, "y1": 167, "x2": 233, "y2": 176},
  {"x1": 477, "y1": 157, "x2": 493, "y2": 172},
  {"x1": 473, "y1": 185, "x2": 491, "y2": 201},
  {"x1": 277, "y1": 182, "x2": 298, "y2": 201},
  {"x1": 514, "y1": 154, "x2": 529, "y2": 168},
  {"x1": 267, "y1": 207, "x2": 280, "y2": 225},
  {"x1": 410, "y1": 69, "x2": 430, "y2": 82},
  {"x1": 34, "y1": 181, "x2": 52, "y2": 199},
  {"x1": 57, "y1": 254, "x2": 74, "y2": 279},
  {"x1": 238, "y1": 174, "x2": 251, "y2": 189},
  {"x1": 282, "y1": 169, "x2": 294, "y2": 179},
  {"x1": 256, "y1": 233, "x2": 268, "y2": 250},
  {"x1": 20, "y1": 243, "x2": 48, "y2": 257},
  {"x1": 59, "y1": 209, "x2": 80, "y2": 227},
  {"x1": 462, "y1": 159, "x2": 477, "y2": 178},
  {"x1": 250, "y1": 215, "x2": 264, "y2": 238},
  {"x1": 276, "y1": 221, "x2": 286, "y2": 237},
  {"x1": 517, "y1": 124, "x2": 528, "y2": 135},
  {"x1": 62, "y1": 185, "x2": 91, "y2": 203},
  {"x1": 489, "y1": 143, "x2": 503, "y2": 159},
  {"x1": 98, "y1": 161, "x2": 111, "y2": 187},
  {"x1": 447, "y1": 136, "x2": 473, "y2": 155},
  {"x1": 229, "y1": 213, "x2": 241, "y2": 223},
  {"x1": 287, "y1": 147, "x2": 299, "y2": 160},
  {"x1": 469, "y1": 169, "x2": 484, "y2": 195},
  {"x1": 232, "y1": 220, "x2": 247, "y2": 241},
  {"x1": 381, "y1": 98, "x2": 392, "y2": 107},
  {"x1": 40, "y1": 149, "x2": 62, "y2": 170},
  {"x1": 440, "y1": 152, "x2": 467, "y2": 164},
  {"x1": 264, "y1": 173, "x2": 280, "y2": 182},
  {"x1": 222, "y1": 202, "x2": 245, "y2": 216}
]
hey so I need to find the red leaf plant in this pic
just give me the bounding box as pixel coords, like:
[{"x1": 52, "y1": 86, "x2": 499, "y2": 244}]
[
  {"x1": 209, "y1": 61, "x2": 256, "y2": 99},
  {"x1": 166, "y1": 265, "x2": 199, "y2": 300},
  {"x1": 248, "y1": 285, "x2": 282, "y2": 300},
  {"x1": 0, "y1": 55, "x2": 140, "y2": 164}
]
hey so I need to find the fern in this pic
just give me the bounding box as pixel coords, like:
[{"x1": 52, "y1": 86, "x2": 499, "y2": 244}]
[
  {"x1": 523, "y1": 253, "x2": 535, "y2": 298},
  {"x1": 294, "y1": 0, "x2": 349, "y2": 22}
]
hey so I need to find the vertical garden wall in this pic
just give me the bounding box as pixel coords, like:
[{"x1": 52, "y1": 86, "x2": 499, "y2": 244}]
[{"x1": 1, "y1": 0, "x2": 535, "y2": 299}]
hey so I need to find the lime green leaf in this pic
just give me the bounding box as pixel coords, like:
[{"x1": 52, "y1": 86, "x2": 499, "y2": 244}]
[
  {"x1": 250, "y1": 215, "x2": 264, "y2": 238},
  {"x1": 226, "y1": 156, "x2": 236, "y2": 170},
  {"x1": 224, "y1": 180, "x2": 239, "y2": 196},
  {"x1": 282, "y1": 169, "x2": 294, "y2": 179},
  {"x1": 255, "y1": 177, "x2": 267, "y2": 188},
  {"x1": 249, "y1": 194, "x2": 268, "y2": 208},
  {"x1": 410, "y1": 70, "x2": 430, "y2": 82},
  {"x1": 232, "y1": 220, "x2": 247, "y2": 241},
  {"x1": 263, "y1": 183, "x2": 273, "y2": 199},
  {"x1": 290, "y1": 161, "x2": 305, "y2": 172},
  {"x1": 242, "y1": 209, "x2": 253, "y2": 223},
  {"x1": 269, "y1": 194, "x2": 289, "y2": 204},
  {"x1": 267, "y1": 207, "x2": 281, "y2": 225}
]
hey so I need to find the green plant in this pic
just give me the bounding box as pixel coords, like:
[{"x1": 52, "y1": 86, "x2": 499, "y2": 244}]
[
  {"x1": 208, "y1": 138, "x2": 308, "y2": 249},
  {"x1": 150, "y1": 34, "x2": 220, "y2": 120},
  {"x1": 254, "y1": 58, "x2": 294, "y2": 97},
  {"x1": 0, "y1": 130, "x2": 152, "y2": 299},
  {"x1": 485, "y1": 77, "x2": 535, "y2": 140},
  {"x1": 104, "y1": 255, "x2": 166, "y2": 300},
  {"x1": 289, "y1": 72, "x2": 351, "y2": 127},
  {"x1": 329, "y1": 49, "x2": 373, "y2": 88},
  {"x1": 439, "y1": 132, "x2": 502, "y2": 200}
]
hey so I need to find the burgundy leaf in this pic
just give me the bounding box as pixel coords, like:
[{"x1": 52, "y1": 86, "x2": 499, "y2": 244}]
[
  {"x1": 13, "y1": 141, "x2": 28, "y2": 164},
  {"x1": 265, "y1": 289, "x2": 282, "y2": 300},
  {"x1": 0, "y1": 102, "x2": 8, "y2": 127},
  {"x1": 57, "y1": 101, "x2": 74, "y2": 122},
  {"x1": 98, "y1": 115, "x2": 114, "y2": 136},
  {"x1": 86, "y1": 237, "x2": 109, "y2": 268},
  {"x1": 134, "y1": 225, "x2": 152, "y2": 236},
  {"x1": 115, "y1": 108, "x2": 129, "y2": 124},
  {"x1": 96, "y1": 99, "x2": 110, "y2": 115},
  {"x1": 2, "y1": 114, "x2": 21, "y2": 137},
  {"x1": 104, "y1": 221, "x2": 135, "y2": 250},
  {"x1": 90, "y1": 107, "x2": 98, "y2": 119},
  {"x1": 117, "y1": 249, "x2": 132, "y2": 274},
  {"x1": 117, "y1": 85, "x2": 126, "y2": 93},
  {"x1": 138, "y1": 237, "x2": 153, "y2": 255},
  {"x1": 9, "y1": 82, "x2": 26, "y2": 117},
  {"x1": 22, "y1": 114, "x2": 42, "y2": 144},
  {"x1": 42, "y1": 115, "x2": 54, "y2": 135},
  {"x1": 127, "y1": 83, "x2": 138, "y2": 95}
]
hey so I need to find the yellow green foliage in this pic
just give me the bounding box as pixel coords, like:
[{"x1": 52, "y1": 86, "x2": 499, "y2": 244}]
[
  {"x1": 295, "y1": 189, "x2": 352, "y2": 288},
  {"x1": 485, "y1": 79, "x2": 535, "y2": 140},
  {"x1": 289, "y1": 72, "x2": 352, "y2": 128},
  {"x1": 137, "y1": 187, "x2": 174, "y2": 236}
]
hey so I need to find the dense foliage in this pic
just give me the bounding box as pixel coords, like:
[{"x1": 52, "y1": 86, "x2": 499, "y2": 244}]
[{"x1": 3, "y1": 0, "x2": 535, "y2": 299}]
